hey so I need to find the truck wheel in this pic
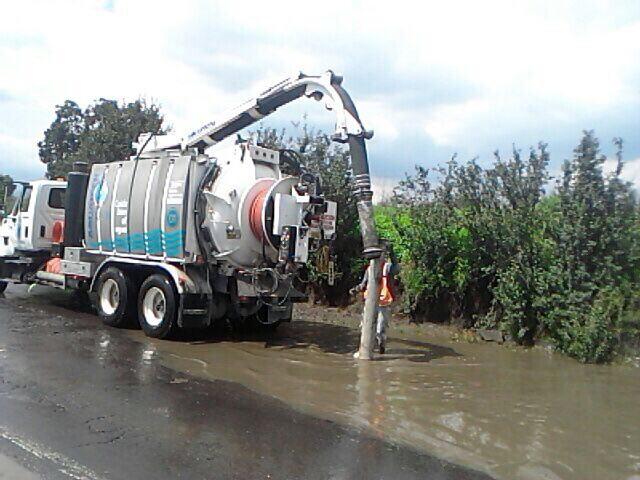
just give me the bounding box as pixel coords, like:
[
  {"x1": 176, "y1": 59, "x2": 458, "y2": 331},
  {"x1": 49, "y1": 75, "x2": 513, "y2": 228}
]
[
  {"x1": 0, "y1": 280, "x2": 7, "y2": 294},
  {"x1": 95, "y1": 268, "x2": 136, "y2": 328},
  {"x1": 138, "y1": 274, "x2": 178, "y2": 339}
]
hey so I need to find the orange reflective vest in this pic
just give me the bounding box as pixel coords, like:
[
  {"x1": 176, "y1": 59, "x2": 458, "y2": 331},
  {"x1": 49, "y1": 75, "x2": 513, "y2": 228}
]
[{"x1": 364, "y1": 262, "x2": 394, "y2": 307}]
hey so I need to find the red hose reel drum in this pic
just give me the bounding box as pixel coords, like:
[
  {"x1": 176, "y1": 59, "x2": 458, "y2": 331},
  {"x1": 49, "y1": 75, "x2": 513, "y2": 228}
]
[
  {"x1": 249, "y1": 184, "x2": 270, "y2": 242},
  {"x1": 243, "y1": 176, "x2": 300, "y2": 259}
]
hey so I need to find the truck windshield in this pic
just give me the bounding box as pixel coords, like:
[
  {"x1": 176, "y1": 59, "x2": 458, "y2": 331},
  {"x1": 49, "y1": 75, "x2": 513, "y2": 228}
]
[{"x1": 4, "y1": 183, "x2": 24, "y2": 217}]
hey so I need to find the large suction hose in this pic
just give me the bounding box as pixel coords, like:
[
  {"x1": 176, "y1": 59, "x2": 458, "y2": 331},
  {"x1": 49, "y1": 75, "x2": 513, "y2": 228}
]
[
  {"x1": 348, "y1": 135, "x2": 381, "y2": 259},
  {"x1": 346, "y1": 134, "x2": 383, "y2": 359},
  {"x1": 329, "y1": 79, "x2": 382, "y2": 359}
]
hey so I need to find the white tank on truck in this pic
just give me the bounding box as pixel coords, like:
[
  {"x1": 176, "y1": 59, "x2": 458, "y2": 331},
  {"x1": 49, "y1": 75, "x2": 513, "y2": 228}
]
[{"x1": 0, "y1": 71, "x2": 377, "y2": 339}]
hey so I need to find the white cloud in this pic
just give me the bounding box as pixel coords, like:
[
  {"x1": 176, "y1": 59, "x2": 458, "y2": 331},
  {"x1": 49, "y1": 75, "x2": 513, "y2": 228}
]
[
  {"x1": 371, "y1": 176, "x2": 398, "y2": 204},
  {"x1": 0, "y1": 0, "x2": 638, "y2": 181},
  {"x1": 424, "y1": 99, "x2": 492, "y2": 146},
  {"x1": 604, "y1": 157, "x2": 640, "y2": 189},
  {"x1": 357, "y1": 100, "x2": 400, "y2": 141},
  {"x1": 621, "y1": 158, "x2": 640, "y2": 189},
  {"x1": 0, "y1": 133, "x2": 32, "y2": 151}
]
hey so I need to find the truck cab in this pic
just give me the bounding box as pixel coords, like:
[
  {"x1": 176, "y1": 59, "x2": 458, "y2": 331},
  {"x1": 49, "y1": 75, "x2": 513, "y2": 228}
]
[{"x1": 0, "y1": 180, "x2": 67, "y2": 257}]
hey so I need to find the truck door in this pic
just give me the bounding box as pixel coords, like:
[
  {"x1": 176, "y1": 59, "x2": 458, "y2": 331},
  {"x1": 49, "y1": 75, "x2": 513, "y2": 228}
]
[
  {"x1": 31, "y1": 185, "x2": 66, "y2": 250},
  {"x1": 14, "y1": 185, "x2": 33, "y2": 251},
  {"x1": 0, "y1": 183, "x2": 28, "y2": 256}
]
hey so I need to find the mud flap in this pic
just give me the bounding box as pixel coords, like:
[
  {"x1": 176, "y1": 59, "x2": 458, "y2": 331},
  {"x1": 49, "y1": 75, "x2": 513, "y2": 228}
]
[
  {"x1": 177, "y1": 293, "x2": 212, "y2": 328},
  {"x1": 267, "y1": 302, "x2": 293, "y2": 323}
]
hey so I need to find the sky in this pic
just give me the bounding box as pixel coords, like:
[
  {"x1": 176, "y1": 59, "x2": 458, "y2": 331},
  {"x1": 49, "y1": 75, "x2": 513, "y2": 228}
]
[{"x1": 0, "y1": 0, "x2": 639, "y2": 200}]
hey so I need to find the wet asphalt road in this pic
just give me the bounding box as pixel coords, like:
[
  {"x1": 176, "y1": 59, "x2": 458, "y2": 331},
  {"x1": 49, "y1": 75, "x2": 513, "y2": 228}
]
[{"x1": 0, "y1": 285, "x2": 493, "y2": 480}]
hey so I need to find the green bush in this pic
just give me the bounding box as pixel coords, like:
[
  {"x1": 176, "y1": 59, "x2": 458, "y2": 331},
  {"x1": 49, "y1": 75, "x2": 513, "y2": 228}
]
[
  {"x1": 387, "y1": 132, "x2": 639, "y2": 362},
  {"x1": 544, "y1": 286, "x2": 625, "y2": 363}
]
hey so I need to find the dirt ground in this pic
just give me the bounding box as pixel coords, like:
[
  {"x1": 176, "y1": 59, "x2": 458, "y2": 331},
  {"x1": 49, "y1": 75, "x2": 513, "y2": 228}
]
[{"x1": 294, "y1": 300, "x2": 478, "y2": 345}]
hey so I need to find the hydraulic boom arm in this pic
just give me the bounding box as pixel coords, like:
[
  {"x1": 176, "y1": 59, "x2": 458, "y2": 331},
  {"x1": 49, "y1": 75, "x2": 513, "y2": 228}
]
[
  {"x1": 183, "y1": 71, "x2": 371, "y2": 149},
  {"x1": 182, "y1": 70, "x2": 382, "y2": 260}
]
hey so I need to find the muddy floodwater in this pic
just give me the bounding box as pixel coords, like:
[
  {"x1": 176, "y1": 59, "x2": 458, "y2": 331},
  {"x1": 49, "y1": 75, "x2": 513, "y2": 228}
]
[{"x1": 127, "y1": 305, "x2": 640, "y2": 480}]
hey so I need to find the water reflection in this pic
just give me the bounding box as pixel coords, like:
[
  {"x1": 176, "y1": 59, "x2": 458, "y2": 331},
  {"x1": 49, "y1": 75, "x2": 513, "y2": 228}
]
[
  {"x1": 96, "y1": 331, "x2": 111, "y2": 363},
  {"x1": 133, "y1": 343, "x2": 158, "y2": 384}
]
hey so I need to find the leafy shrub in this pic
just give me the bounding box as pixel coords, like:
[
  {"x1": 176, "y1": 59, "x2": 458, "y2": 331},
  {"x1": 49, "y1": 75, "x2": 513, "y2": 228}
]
[
  {"x1": 538, "y1": 133, "x2": 639, "y2": 360},
  {"x1": 544, "y1": 286, "x2": 624, "y2": 363},
  {"x1": 387, "y1": 132, "x2": 639, "y2": 362}
]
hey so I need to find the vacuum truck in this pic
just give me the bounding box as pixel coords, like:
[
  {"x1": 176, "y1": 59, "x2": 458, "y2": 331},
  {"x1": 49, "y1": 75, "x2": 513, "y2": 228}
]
[{"x1": 0, "y1": 71, "x2": 376, "y2": 338}]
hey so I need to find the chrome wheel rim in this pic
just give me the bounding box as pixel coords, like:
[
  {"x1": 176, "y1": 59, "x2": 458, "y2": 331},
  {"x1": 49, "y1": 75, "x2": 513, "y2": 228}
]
[
  {"x1": 100, "y1": 278, "x2": 120, "y2": 316},
  {"x1": 143, "y1": 287, "x2": 166, "y2": 327}
]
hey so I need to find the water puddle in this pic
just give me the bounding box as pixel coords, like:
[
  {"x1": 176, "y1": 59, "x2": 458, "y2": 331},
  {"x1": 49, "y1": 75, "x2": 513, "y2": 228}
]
[{"x1": 124, "y1": 306, "x2": 637, "y2": 480}]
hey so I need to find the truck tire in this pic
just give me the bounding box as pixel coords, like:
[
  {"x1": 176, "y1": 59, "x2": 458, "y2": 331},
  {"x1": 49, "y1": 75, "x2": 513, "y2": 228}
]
[
  {"x1": 95, "y1": 267, "x2": 136, "y2": 328},
  {"x1": 0, "y1": 281, "x2": 7, "y2": 294},
  {"x1": 137, "y1": 274, "x2": 178, "y2": 339}
]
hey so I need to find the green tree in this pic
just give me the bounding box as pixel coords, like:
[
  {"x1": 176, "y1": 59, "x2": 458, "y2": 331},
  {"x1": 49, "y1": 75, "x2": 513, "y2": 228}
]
[
  {"x1": 543, "y1": 132, "x2": 639, "y2": 362},
  {"x1": 75, "y1": 99, "x2": 164, "y2": 167},
  {"x1": 487, "y1": 144, "x2": 551, "y2": 344},
  {"x1": 0, "y1": 174, "x2": 14, "y2": 212},
  {"x1": 38, "y1": 100, "x2": 84, "y2": 178},
  {"x1": 39, "y1": 98, "x2": 165, "y2": 178}
]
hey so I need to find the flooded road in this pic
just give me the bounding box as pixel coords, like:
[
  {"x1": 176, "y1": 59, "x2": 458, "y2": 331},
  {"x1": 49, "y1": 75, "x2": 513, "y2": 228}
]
[
  {"x1": 1, "y1": 286, "x2": 638, "y2": 479},
  {"x1": 127, "y1": 305, "x2": 640, "y2": 480}
]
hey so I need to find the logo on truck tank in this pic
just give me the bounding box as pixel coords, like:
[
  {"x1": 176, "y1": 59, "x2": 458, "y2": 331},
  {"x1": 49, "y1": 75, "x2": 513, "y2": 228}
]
[
  {"x1": 166, "y1": 207, "x2": 179, "y2": 228},
  {"x1": 93, "y1": 182, "x2": 109, "y2": 206}
]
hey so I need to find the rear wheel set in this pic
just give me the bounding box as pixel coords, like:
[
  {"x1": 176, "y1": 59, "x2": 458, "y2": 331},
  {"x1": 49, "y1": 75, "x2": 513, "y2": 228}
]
[
  {"x1": 94, "y1": 268, "x2": 179, "y2": 339},
  {"x1": 95, "y1": 267, "x2": 137, "y2": 328},
  {"x1": 137, "y1": 274, "x2": 178, "y2": 339}
]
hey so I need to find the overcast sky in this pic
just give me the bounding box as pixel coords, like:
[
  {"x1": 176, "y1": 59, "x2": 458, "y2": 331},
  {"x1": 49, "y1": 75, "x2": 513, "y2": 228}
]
[{"x1": 1, "y1": 0, "x2": 639, "y2": 197}]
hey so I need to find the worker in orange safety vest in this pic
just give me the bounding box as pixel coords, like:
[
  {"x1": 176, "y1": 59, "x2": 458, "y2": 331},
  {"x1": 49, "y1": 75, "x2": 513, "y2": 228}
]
[{"x1": 351, "y1": 243, "x2": 399, "y2": 354}]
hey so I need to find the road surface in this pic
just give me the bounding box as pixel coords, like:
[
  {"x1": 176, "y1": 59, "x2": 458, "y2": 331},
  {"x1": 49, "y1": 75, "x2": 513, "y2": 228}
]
[{"x1": 0, "y1": 285, "x2": 492, "y2": 480}]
